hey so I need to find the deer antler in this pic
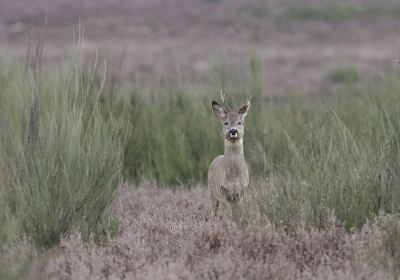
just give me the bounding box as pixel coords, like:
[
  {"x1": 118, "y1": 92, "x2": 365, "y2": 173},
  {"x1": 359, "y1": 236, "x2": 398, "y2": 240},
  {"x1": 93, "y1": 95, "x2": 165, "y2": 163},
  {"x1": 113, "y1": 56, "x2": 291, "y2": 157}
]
[{"x1": 220, "y1": 89, "x2": 232, "y2": 112}]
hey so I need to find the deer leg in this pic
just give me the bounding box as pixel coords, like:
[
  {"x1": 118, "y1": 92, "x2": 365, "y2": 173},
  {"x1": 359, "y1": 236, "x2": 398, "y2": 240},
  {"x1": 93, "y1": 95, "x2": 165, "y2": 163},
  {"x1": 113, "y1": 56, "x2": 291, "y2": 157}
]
[
  {"x1": 214, "y1": 200, "x2": 220, "y2": 216},
  {"x1": 210, "y1": 194, "x2": 220, "y2": 216}
]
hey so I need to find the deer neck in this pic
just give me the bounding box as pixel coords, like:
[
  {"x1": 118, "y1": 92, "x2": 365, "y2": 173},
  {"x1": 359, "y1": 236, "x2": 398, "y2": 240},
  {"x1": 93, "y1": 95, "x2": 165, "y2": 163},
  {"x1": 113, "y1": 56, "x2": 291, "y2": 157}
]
[{"x1": 223, "y1": 139, "x2": 246, "y2": 172}]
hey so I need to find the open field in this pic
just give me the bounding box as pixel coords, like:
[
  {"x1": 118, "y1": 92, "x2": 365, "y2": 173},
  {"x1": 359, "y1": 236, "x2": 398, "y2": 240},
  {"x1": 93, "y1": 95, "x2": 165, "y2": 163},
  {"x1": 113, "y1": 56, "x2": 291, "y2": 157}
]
[
  {"x1": 2, "y1": 44, "x2": 400, "y2": 279},
  {"x1": 2, "y1": 0, "x2": 400, "y2": 279},
  {"x1": 1, "y1": 0, "x2": 400, "y2": 94}
]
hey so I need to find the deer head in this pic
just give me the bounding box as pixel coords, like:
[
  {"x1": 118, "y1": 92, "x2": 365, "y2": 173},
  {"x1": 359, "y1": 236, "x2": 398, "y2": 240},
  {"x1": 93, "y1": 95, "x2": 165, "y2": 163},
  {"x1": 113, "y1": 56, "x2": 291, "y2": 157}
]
[{"x1": 212, "y1": 90, "x2": 251, "y2": 143}]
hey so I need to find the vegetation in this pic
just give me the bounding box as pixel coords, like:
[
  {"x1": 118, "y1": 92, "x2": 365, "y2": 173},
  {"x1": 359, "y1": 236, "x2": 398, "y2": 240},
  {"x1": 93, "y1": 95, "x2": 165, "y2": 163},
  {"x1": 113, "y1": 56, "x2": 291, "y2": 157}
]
[
  {"x1": 30, "y1": 186, "x2": 397, "y2": 279},
  {"x1": 108, "y1": 52, "x2": 400, "y2": 236},
  {"x1": 101, "y1": 52, "x2": 400, "y2": 277},
  {"x1": 0, "y1": 29, "x2": 129, "y2": 277},
  {"x1": 324, "y1": 65, "x2": 360, "y2": 83},
  {"x1": 276, "y1": 2, "x2": 400, "y2": 24},
  {"x1": 2, "y1": 21, "x2": 400, "y2": 279}
]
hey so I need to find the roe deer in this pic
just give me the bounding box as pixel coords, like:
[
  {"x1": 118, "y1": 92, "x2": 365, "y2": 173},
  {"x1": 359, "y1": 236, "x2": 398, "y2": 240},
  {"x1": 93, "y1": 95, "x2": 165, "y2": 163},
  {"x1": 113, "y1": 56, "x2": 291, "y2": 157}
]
[{"x1": 208, "y1": 91, "x2": 251, "y2": 215}]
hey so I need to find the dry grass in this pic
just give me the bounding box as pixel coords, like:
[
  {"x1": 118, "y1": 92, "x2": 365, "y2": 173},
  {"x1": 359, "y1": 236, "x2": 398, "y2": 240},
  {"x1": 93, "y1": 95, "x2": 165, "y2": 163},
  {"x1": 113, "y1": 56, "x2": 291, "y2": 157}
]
[{"x1": 23, "y1": 184, "x2": 395, "y2": 279}]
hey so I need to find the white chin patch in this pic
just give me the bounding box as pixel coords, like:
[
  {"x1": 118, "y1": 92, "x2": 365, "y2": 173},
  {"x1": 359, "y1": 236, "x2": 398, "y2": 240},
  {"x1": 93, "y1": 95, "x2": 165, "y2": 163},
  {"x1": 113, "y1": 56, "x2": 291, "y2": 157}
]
[{"x1": 230, "y1": 132, "x2": 238, "y2": 138}]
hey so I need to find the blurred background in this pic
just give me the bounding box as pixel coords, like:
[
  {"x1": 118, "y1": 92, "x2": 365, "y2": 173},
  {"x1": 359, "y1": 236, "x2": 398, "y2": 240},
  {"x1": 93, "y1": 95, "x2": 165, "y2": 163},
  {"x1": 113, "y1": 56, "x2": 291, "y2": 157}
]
[{"x1": 1, "y1": 0, "x2": 399, "y2": 95}]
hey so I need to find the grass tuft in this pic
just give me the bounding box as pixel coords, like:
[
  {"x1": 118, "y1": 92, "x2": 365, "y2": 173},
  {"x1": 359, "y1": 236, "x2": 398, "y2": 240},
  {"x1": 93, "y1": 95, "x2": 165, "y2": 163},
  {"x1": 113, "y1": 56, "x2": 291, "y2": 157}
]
[
  {"x1": 324, "y1": 65, "x2": 360, "y2": 83},
  {"x1": 0, "y1": 25, "x2": 129, "y2": 254}
]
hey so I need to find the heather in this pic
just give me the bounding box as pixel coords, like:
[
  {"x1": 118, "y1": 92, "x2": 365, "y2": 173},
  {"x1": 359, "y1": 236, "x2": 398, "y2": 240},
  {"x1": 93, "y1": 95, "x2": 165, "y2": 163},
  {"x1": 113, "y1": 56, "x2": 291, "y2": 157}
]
[{"x1": 25, "y1": 186, "x2": 400, "y2": 279}]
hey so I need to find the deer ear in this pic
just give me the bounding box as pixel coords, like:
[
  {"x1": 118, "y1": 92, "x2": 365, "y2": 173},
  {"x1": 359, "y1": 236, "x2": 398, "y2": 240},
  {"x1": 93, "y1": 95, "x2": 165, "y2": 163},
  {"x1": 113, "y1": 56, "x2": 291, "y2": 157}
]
[
  {"x1": 238, "y1": 103, "x2": 251, "y2": 118},
  {"x1": 237, "y1": 96, "x2": 251, "y2": 118},
  {"x1": 212, "y1": 101, "x2": 227, "y2": 120}
]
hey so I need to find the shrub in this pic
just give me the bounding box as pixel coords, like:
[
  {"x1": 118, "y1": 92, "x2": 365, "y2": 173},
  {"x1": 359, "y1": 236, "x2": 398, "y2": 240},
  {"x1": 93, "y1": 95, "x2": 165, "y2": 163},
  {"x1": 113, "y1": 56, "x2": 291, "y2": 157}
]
[{"x1": 0, "y1": 31, "x2": 129, "y2": 249}]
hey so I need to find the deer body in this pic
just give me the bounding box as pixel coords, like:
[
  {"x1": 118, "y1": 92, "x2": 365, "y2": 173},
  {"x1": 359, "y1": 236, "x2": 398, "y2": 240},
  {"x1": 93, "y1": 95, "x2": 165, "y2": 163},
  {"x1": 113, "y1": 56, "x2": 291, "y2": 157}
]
[{"x1": 208, "y1": 92, "x2": 251, "y2": 215}]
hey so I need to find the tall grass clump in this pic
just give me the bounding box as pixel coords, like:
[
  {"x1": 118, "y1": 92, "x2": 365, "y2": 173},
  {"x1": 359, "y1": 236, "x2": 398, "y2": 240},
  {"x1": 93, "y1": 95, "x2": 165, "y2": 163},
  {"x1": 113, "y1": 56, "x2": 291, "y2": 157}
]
[
  {"x1": 111, "y1": 47, "x2": 400, "y2": 236},
  {"x1": 123, "y1": 51, "x2": 265, "y2": 187},
  {"x1": 253, "y1": 73, "x2": 400, "y2": 232},
  {"x1": 124, "y1": 79, "x2": 223, "y2": 187},
  {"x1": 0, "y1": 29, "x2": 129, "y2": 250}
]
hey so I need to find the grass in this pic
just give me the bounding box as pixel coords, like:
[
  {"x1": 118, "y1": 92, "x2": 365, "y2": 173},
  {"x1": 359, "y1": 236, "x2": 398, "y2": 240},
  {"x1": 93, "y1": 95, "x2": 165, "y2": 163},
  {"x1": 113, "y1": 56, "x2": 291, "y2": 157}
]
[
  {"x1": 275, "y1": 2, "x2": 400, "y2": 24},
  {"x1": 310, "y1": 29, "x2": 330, "y2": 41},
  {"x1": 120, "y1": 51, "x2": 265, "y2": 187},
  {"x1": 103, "y1": 53, "x2": 400, "y2": 276},
  {"x1": 324, "y1": 65, "x2": 360, "y2": 83},
  {"x1": 2, "y1": 22, "x2": 400, "y2": 278},
  {"x1": 246, "y1": 1, "x2": 400, "y2": 22},
  {"x1": 91, "y1": 48, "x2": 400, "y2": 250},
  {"x1": 99, "y1": 48, "x2": 400, "y2": 236},
  {"x1": 0, "y1": 27, "x2": 129, "y2": 277}
]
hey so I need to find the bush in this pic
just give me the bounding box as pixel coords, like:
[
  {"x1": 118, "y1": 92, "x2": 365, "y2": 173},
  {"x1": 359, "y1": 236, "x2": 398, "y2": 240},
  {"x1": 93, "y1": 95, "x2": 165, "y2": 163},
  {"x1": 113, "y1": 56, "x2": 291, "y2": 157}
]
[{"x1": 0, "y1": 32, "x2": 129, "y2": 249}]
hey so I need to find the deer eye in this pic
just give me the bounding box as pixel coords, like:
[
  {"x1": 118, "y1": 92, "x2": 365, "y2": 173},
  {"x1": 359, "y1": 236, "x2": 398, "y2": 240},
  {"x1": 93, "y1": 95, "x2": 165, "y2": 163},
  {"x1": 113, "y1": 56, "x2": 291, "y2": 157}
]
[
  {"x1": 238, "y1": 122, "x2": 242, "y2": 125},
  {"x1": 224, "y1": 122, "x2": 228, "y2": 125}
]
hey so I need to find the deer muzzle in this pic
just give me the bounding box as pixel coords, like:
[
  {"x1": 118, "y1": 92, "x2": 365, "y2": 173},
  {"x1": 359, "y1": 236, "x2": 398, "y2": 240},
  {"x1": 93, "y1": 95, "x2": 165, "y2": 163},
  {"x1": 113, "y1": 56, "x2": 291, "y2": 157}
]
[{"x1": 229, "y1": 129, "x2": 239, "y2": 139}]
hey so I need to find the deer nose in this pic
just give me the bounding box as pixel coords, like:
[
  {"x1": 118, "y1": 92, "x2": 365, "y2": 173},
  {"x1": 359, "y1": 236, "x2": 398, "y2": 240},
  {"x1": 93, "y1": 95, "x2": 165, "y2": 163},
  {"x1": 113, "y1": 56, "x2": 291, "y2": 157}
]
[{"x1": 229, "y1": 129, "x2": 238, "y2": 138}]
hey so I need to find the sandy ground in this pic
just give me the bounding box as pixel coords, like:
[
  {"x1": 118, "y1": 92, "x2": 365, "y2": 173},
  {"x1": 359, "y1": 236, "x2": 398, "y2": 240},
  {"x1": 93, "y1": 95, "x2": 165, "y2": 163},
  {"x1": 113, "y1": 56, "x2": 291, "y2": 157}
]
[{"x1": 1, "y1": 0, "x2": 400, "y2": 94}]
